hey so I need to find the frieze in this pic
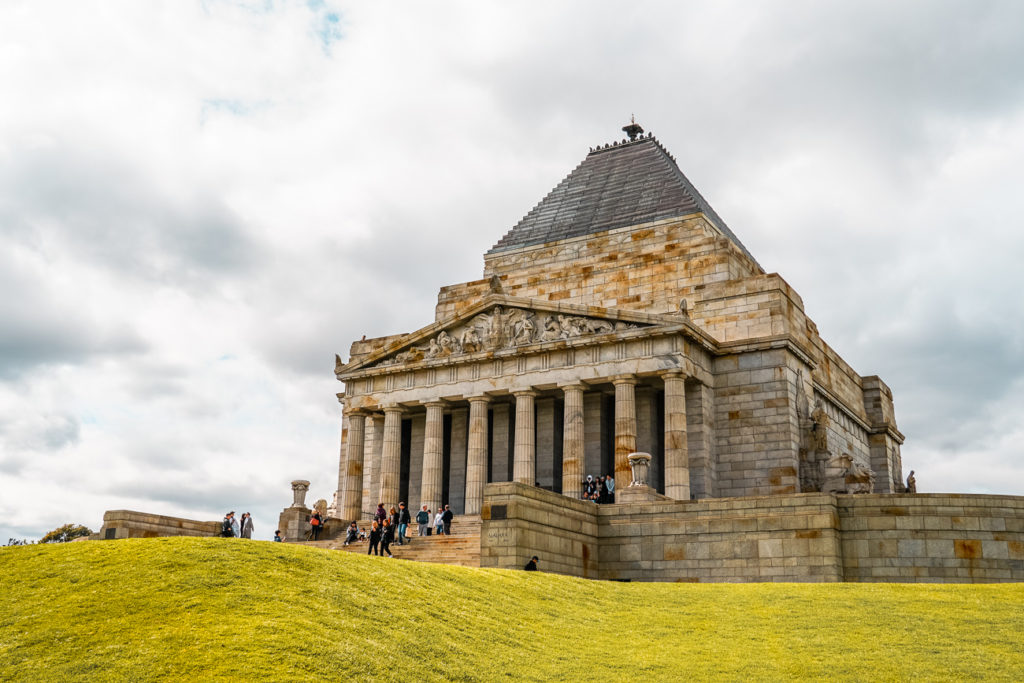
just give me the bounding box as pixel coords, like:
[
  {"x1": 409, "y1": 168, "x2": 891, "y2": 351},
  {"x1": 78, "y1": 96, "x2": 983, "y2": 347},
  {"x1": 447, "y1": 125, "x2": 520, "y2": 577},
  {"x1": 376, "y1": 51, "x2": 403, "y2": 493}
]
[{"x1": 373, "y1": 306, "x2": 642, "y2": 368}]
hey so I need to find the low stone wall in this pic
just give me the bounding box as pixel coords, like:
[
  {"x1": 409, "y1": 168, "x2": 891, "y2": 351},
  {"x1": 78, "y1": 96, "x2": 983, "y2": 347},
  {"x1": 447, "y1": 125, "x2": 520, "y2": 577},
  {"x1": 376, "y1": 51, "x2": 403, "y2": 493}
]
[
  {"x1": 481, "y1": 483, "x2": 599, "y2": 578},
  {"x1": 96, "y1": 510, "x2": 221, "y2": 540},
  {"x1": 480, "y1": 483, "x2": 1024, "y2": 583},
  {"x1": 839, "y1": 494, "x2": 1024, "y2": 582},
  {"x1": 599, "y1": 493, "x2": 843, "y2": 582}
]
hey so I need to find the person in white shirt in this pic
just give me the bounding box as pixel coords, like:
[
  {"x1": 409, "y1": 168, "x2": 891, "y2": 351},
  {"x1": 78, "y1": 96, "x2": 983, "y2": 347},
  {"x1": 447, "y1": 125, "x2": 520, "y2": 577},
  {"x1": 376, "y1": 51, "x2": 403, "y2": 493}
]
[{"x1": 434, "y1": 509, "x2": 445, "y2": 535}]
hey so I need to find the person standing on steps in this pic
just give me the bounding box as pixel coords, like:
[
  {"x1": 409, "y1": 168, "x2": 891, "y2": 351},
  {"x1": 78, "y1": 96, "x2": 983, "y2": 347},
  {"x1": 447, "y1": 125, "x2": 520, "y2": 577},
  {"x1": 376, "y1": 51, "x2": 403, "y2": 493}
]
[
  {"x1": 434, "y1": 508, "x2": 445, "y2": 536},
  {"x1": 367, "y1": 521, "x2": 382, "y2": 556},
  {"x1": 380, "y1": 518, "x2": 395, "y2": 557},
  {"x1": 309, "y1": 509, "x2": 323, "y2": 541},
  {"x1": 442, "y1": 504, "x2": 454, "y2": 536},
  {"x1": 604, "y1": 474, "x2": 615, "y2": 503},
  {"x1": 398, "y1": 502, "x2": 411, "y2": 545},
  {"x1": 416, "y1": 505, "x2": 430, "y2": 536},
  {"x1": 374, "y1": 503, "x2": 387, "y2": 526},
  {"x1": 240, "y1": 512, "x2": 254, "y2": 539}
]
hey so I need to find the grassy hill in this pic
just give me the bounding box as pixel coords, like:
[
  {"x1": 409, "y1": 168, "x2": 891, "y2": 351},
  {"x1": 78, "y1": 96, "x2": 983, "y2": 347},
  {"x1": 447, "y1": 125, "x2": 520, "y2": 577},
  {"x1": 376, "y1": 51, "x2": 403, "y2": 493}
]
[{"x1": 1, "y1": 538, "x2": 1022, "y2": 681}]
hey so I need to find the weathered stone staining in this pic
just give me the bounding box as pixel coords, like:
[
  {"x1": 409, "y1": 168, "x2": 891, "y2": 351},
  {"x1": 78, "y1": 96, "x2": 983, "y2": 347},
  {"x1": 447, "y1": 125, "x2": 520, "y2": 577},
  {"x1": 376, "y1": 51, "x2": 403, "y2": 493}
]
[{"x1": 333, "y1": 123, "x2": 907, "y2": 521}]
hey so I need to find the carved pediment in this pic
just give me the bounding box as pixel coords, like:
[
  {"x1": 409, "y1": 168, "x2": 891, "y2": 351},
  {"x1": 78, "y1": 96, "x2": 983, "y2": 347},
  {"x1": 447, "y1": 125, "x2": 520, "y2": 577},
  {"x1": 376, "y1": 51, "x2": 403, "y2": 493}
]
[{"x1": 371, "y1": 305, "x2": 645, "y2": 368}]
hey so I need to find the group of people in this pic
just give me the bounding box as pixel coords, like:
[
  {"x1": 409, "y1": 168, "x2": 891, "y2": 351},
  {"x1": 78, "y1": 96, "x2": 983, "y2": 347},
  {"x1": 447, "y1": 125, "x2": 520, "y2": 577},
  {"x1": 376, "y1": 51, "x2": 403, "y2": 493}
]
[
  {"x1": 581, "y1": 474, "x2": 615, "y2": 503},
  {"x1": 333, "y1": 501, "x2": 456, "y2": 558},
  {"x1": 220, "y1": 511, "x2": 255, "y2": 538}
]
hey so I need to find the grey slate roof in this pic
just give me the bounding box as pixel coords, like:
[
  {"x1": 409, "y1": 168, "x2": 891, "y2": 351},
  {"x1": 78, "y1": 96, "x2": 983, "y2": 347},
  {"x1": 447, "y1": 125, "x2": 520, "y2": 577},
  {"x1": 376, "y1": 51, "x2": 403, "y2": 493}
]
[{"x1": 488, "y1": 135, "x2": 759, "y2": 267}]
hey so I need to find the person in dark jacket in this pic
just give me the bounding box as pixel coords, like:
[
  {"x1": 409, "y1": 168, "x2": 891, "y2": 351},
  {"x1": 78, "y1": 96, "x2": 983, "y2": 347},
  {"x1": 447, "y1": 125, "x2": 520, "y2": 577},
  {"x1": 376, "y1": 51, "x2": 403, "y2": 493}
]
[
  {"x1": 374, "y1": 504, "x2": 387, "y2": 525},
  {"x1": 344, "y1": 521, "x2": 358, "y2": 546},
  {"x1": 367, "y1": 521, "x2": 382, "y2": 556},
  {"x1": 273, "y1": 530, "x2": 283, "y2": 542},
  {"x1": 524, "y1": 556, "x2": 539, "y2": 571},
  {"x1": 397, "y1": 503, "x2": 411, "y2": 545},
  {"x1": 416, "y1": 505, "x2": 430, "y2": 536},
  {"x1": 441, "y1": 505, "x2": 454, "y2": 535},
  {"x1": 221, "y1": 512, "x2": 234, "y2": 538},
  {"x1": 380, "y1": 518, "x2": 395, "y2": 558}
]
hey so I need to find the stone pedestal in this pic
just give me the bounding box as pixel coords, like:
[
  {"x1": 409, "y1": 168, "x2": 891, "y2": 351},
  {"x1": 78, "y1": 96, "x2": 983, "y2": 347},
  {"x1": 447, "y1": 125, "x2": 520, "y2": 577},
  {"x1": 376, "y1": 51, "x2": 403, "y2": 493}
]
[
  {"x1": 617, "y1": 452, "x2": 665, "y2": 503},
  {"x1": 278, "y1": 505, "x2": 311, "y2": 542}
]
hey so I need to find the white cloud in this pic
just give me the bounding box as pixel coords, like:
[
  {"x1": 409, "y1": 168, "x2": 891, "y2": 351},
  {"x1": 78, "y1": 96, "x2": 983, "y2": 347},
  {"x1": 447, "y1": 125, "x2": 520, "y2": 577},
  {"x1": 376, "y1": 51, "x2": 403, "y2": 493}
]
[{"x1": 1, "y1": 0, "x2": 1023, "y2": 541}]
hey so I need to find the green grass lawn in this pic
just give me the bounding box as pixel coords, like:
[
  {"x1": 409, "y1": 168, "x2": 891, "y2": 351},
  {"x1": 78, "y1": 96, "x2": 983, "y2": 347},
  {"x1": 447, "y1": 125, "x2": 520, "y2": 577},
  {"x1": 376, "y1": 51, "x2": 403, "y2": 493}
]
[{"x1": 1, "y1": 538, "x2": 1022, "y2": 681}]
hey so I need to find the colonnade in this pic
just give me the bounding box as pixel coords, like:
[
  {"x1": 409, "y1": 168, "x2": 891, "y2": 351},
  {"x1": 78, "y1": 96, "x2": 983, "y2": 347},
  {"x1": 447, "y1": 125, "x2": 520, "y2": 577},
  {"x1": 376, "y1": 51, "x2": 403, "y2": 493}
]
[{"x1": 338, "y1": 371, "x2": 691, "y2": 520}]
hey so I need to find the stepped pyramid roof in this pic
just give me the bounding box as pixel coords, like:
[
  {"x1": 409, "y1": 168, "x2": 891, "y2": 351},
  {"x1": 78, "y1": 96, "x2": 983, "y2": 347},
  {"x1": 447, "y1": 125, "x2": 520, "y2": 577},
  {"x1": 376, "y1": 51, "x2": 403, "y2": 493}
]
[{"x1": 489, "y1": 129, "x2": 758, "y2": 266}]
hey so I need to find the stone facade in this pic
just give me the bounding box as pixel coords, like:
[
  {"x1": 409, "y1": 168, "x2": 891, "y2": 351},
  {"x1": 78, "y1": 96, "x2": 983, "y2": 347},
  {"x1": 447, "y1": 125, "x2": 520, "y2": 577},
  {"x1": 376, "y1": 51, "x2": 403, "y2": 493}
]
[
  {"x1": 481, "y1": 482, "x2": 1024, "y2": 583},
  {"x1": 333, "y1": 127, "x2": 904, "y2": 522}
]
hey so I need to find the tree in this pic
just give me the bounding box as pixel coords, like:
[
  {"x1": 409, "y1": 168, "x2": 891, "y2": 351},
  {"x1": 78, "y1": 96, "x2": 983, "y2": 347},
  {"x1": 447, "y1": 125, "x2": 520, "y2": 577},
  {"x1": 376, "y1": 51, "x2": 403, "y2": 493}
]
[{"x1": 40, "y1": 524, "x2": 93, "y2": 544}]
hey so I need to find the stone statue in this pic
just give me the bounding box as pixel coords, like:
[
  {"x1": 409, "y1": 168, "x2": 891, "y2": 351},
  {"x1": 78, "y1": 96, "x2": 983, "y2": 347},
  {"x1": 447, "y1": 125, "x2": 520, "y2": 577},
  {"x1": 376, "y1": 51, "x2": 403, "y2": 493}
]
[
  {"x1": 540, "y1": 316, "x2": 562, "y2": 342},
  {"x1": 906, "y1": 470, "x2": 917, "y2": 494},
  {"x1": 488, "y1": 274, "x2": 503, "y2": 293},
  {"x1": 335, "y1": 354, "x2": 344, "y2": 373},
  {"x1": 795, "y1": 370, "x2": 810, "y2": 422},
  {"x1": 512, "y1": 312, "x2": 536, "y2": 345},
  {"x1": 678, "y1": 298, "x2": 688, "y2": 315},
  {"x1": 810, "y1": 399, "x2": 830, "y2": 453},
  {"x1": 460, "y1": 327, "x2": 483, "y2": 353},
  {"x1": 314, "y1": 498, "x2": 328, "y2": 519},
  {"x1": 845, "y1": 459, "x2": 876, "y2": 494}
]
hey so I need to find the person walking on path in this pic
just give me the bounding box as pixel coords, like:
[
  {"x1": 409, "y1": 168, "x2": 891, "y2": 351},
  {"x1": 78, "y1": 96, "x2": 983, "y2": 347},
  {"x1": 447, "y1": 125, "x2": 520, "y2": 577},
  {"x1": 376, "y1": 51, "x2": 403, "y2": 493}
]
[
  {"x1": 309, "y1": 510, "x2": 323, "y2": 541},
  {"x1": 380, "y1": 518, "x2": 395, "y2": 557},
  {"x1": 442, "y1": 505, "x2": 454, "y2": 536},
  {"x1": 416, "y1": 505, "x2": 430, "y2": 536},
  {"x1": 433, "y1": 508, "x2": 445, "y2": 536},
  {"x1": 240, "y1": 512, "x2": 254, "y2": 539},
  {"x1": 221, "y1": 512, "x2": 235, "y2": 538},
  {"x1": 398, "y1": 503, "x2": 411, "y2": 545},
  {"x1": 367, "y1": 521, "x2": 382, "y2": 556},
  {"x1": 230, "y1": 512, "x2": 241, "y2": 538},
  {"x1": 374, "y1": 504, "x2": 387, "y2": 526}
]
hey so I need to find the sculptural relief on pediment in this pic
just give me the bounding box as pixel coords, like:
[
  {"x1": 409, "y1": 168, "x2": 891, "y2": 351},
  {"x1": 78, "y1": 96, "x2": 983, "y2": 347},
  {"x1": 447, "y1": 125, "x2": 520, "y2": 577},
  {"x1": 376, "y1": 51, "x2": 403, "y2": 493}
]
[{"x1": 373, "y1": 306, "x2": 643, "y2": 367}]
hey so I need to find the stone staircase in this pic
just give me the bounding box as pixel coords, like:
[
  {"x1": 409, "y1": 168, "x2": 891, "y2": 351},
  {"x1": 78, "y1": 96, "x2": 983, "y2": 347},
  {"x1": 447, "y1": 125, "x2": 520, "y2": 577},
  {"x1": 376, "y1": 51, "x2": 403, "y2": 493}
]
[{"x1": 300, "y1": 515, "x2": 482, "y2": 568}]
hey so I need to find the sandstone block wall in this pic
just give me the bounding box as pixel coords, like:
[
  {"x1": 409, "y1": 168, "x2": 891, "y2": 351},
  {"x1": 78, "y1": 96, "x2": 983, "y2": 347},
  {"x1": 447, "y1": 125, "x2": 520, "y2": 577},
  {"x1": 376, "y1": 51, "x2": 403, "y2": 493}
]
[
  {"x1": 480, "y1": 483, "x2": 1024, "y2": 583},
  {"x1": 839, "y1": 494, "x2": 1024, "y2": 582},
  {"x1": 480, "y1": 482, "x2": 599, "y2": 578},
  {"x1": 96, "y1": 510, "x2": 221, "y2": 540}
]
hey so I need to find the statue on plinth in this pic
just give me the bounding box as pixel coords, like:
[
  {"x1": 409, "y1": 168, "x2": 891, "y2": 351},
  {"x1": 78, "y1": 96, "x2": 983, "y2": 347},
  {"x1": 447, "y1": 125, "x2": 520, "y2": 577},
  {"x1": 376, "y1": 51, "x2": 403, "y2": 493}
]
[{"x1": 906, "y1": 470, "x2": 917, "y2": 494}]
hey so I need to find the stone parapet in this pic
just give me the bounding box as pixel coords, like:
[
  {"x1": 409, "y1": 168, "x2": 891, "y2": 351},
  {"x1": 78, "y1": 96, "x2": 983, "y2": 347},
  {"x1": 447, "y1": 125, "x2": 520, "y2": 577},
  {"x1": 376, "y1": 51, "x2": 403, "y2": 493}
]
[
  {"x1": 479, "y1": 486, "x2": 1024, "y2": 583},
  {"x1": 95, "y1": 510, "x2": 221, "y2": 540}
]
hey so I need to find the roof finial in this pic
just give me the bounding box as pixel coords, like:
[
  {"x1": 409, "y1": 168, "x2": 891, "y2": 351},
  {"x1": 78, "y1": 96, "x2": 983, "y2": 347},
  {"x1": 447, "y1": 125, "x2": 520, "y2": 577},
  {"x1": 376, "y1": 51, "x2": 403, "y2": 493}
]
[{"x1": 622, "y1": 115, "x2": 644, "y2": 141}]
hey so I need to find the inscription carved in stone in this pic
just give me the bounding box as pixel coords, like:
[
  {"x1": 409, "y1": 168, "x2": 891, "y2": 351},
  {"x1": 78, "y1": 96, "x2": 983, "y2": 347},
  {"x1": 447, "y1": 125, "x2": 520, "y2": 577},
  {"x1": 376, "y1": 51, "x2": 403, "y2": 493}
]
[{"x1": 374, "y1": 306, "x2": 641, "y2": 367}]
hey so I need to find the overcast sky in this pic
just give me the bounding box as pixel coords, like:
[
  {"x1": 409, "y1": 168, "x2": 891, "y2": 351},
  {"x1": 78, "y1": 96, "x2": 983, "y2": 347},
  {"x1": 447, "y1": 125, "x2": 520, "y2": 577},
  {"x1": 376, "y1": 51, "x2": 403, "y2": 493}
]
[{"x1": 2, "y1": 1, "x2": 1022, "y2": 542}]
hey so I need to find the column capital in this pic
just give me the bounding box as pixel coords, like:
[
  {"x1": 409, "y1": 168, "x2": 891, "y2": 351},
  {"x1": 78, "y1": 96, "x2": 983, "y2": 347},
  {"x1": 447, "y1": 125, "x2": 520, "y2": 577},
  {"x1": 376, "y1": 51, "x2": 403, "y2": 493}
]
[
  {"x1": 383, "y1": 404, "x2": 404, "y2": 416},
  {"x1": 424, "y1": 400, "x2": 447, "y2": 409},
  {"x1": 336, "y1": 392, "x2": 346, "y2": 405},
  {"x1": 559, "y1": 381, "x2": 588, "y2": 392},
  {"x1": 467, "y1": 395, "x2": 491, "y2": 405},
  {"x1": 611, "y1": 374, "x2": 637, "y2": 386},
  {"x1": 512, "y1": 389, "x2": 538, "y2": 399},
  {"x1": 347, "y1": 408, "x2": 369, "y2": 418},
  {"x1": 661, "y1": 369, "x2": 687, "y2": 380}
]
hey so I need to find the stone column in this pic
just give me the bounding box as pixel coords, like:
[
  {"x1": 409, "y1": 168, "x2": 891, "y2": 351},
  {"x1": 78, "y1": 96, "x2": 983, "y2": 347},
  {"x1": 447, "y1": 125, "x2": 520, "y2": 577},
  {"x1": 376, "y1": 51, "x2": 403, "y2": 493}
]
[
  {"x1": 334, "y1": 395, "x2": 347, "y2": 511},
  {"x1": 465, "y1": 396, "x2": 490, "y2": 514},
  {"x1": 378, "y1": 405, "x2": 403, "y2": 511},
  {"x1": 561, "y1": 383, "x2": 585, "y2": 499},
  {"x1": 340, "y1": 411, "x2": 366, "y2": 520},
  {"x1": 366, "y1": 415, "x2": 384, "y2": 515},
  {"x1": 613, "y1": 376, "x2": 637, "y2": 493},
  {"x1": 663, "y1": 371, "x2": 690, "y2": 501},
  {"x1": 513, "y1": 390, "x2": 537, "y2": 485},
  {"x1": 420, "y1": 401, "x2": 445, "y2": 512}
]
